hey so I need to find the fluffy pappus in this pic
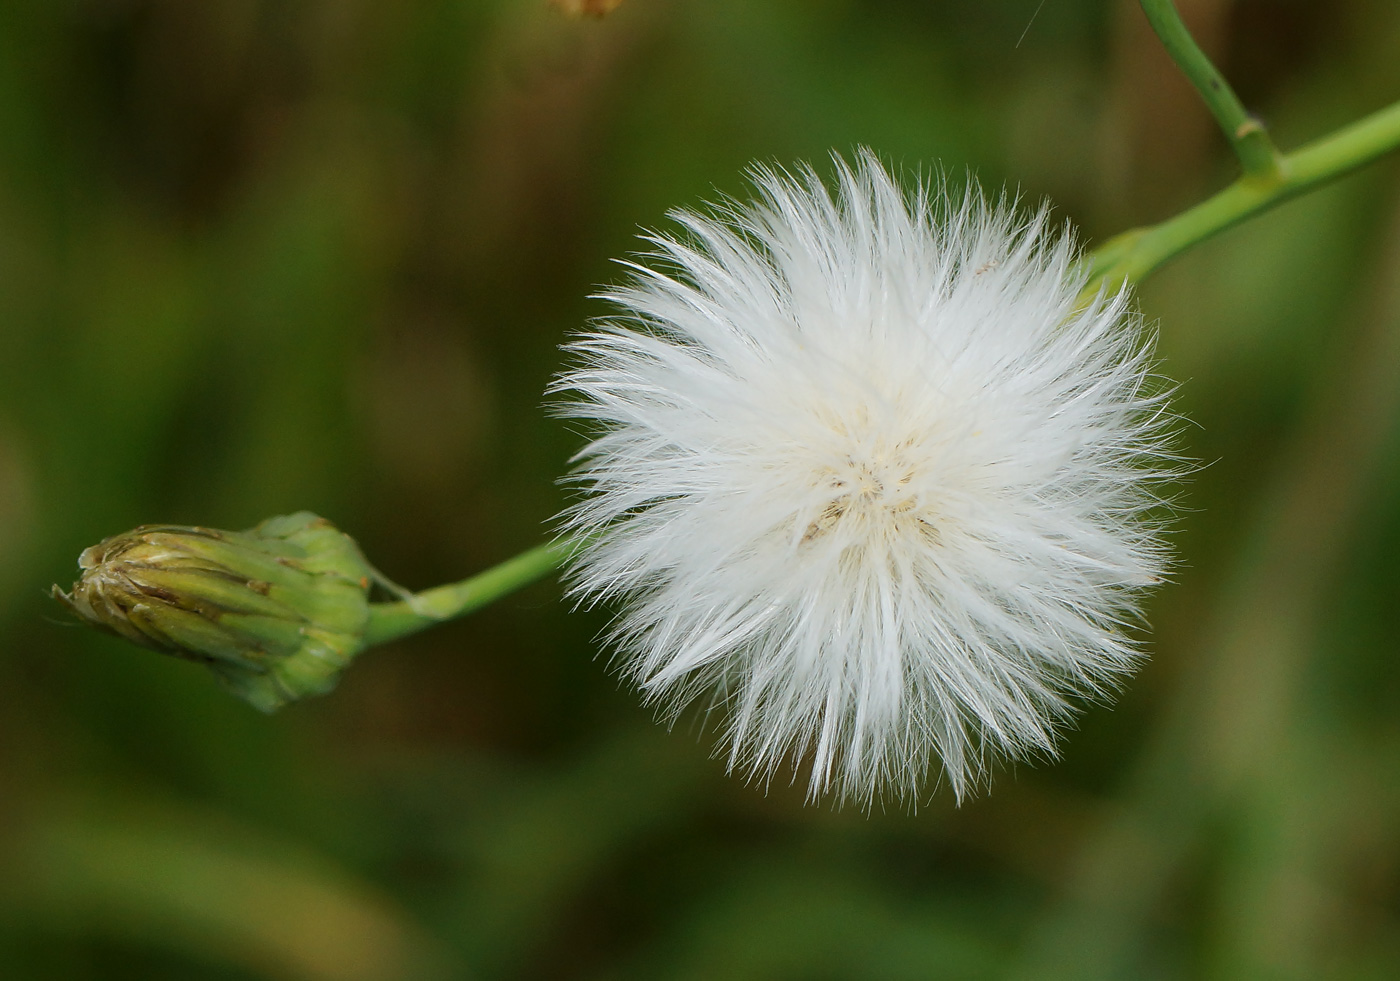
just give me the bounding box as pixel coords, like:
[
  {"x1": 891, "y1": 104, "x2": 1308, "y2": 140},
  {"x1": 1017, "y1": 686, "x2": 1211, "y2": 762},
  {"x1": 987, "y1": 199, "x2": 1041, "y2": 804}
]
[{"x1": 552, "y1": 150, "x2": 1180, "y2": 805}]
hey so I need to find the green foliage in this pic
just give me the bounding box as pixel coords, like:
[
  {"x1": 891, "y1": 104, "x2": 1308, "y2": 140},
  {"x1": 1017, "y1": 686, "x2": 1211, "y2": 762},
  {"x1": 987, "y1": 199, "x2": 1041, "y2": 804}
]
[{"x1": 4, "y1": 0, "x2": 1400, "y2": 977}]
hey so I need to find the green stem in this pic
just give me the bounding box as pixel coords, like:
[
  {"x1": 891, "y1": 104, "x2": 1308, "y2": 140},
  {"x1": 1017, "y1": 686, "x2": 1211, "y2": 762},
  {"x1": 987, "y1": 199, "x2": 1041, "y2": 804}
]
[
  {"x1": 363, "y1": 536, "x2": 586, "y2": 646},
  {"x1": 1138, "y1": 0, "x2": 1283, "y2": 179},
  {"x1": 1085, "y1": 96, "x2": 1400, "y2": 294},
  {"x1": 358, "y1": 97, "x2": 1400, "y2": 650}
]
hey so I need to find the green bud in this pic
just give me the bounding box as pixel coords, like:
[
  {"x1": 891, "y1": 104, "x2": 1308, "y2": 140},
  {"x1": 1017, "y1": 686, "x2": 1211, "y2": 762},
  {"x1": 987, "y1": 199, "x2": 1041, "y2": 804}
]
[{"x1": 53, "y1": 512, "x2": 376, "y2": 712}]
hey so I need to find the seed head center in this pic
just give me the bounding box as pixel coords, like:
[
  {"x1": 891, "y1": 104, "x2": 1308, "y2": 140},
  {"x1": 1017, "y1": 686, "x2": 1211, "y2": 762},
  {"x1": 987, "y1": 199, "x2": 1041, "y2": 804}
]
[{"x1": 801, "y1": 441, "x2": 922, "y2": 543}]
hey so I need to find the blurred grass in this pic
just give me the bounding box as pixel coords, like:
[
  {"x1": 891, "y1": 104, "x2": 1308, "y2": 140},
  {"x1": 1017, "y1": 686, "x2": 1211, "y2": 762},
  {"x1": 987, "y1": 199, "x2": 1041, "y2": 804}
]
[{"x1": 3, "y1": 0, "x2": 1400, "y2": 978}]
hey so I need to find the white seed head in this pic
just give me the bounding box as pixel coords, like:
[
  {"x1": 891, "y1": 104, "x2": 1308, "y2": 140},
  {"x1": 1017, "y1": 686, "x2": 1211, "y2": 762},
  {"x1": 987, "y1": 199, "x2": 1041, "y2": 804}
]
[{"x1": 552, "y1": 150, "x2": 1179, "y2": 805}]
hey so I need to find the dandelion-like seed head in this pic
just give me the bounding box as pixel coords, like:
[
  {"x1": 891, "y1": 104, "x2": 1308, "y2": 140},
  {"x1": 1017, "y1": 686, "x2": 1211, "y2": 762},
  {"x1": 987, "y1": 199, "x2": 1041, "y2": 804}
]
[{"x1": 553, "y1": 151, "x2": 1179, "y2": 805}]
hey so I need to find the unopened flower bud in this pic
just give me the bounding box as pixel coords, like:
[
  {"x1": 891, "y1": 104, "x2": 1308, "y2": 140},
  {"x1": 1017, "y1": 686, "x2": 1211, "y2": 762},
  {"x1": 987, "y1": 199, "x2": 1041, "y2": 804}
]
[{"x1": 53, "y1": 512, "x2": 376, "y2": 712}]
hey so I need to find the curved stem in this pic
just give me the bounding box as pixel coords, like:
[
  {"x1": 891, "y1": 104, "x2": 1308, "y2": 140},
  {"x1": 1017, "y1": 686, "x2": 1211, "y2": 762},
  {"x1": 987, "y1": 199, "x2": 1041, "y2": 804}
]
[
  {"x1": 1085, "y1": 96, "x2": 1400, "y2": 294},
  {"x1": 358, "y1": 98, "x2": 1400, "y2": 650},
  {"x1": 363, "y1": 536, "x2": 585, "y2": 646},
  {"x1": 1138, "y1": 0, "x2": 1283, "y2": 179}
]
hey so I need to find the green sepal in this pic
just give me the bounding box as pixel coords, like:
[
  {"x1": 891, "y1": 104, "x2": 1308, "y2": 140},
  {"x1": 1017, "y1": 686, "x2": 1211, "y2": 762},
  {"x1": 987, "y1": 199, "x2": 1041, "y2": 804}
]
[
  {"x1": 126, "y1": 603, "x2": 270, "y2": 669},
  {"x1": 133, "y1": 567, "x2": 304, "y2": 622}
]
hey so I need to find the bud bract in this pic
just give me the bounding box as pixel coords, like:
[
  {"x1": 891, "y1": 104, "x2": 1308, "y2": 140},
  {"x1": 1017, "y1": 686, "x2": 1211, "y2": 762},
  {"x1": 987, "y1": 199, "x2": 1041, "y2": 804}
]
[{"x1": 53, "y1": 512, "x2": 375, "y2": 712}]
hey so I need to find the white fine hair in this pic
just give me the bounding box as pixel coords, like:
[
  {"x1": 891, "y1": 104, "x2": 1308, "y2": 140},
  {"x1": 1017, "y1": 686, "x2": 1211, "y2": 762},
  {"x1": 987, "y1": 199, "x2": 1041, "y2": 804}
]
[{"x1": 551, "y1": 150, "x2": 1179, "y2": 805}]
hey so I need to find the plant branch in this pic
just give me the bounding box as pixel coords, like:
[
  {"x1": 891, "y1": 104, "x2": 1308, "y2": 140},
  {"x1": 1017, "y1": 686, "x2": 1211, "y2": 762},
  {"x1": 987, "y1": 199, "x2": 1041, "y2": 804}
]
[
  {"x1": 1138, "y1": 0, "x2": 1283, "y2": 179},
  {"x1": 360, "y1": 97, "x2": 1400, "y2": 649},
  {"x1": 1085, "y1": 96, "x2": 1400, "y2": 295},
  {"x1": 363, "y1": 536, "x2": 586, "y2": 646}
]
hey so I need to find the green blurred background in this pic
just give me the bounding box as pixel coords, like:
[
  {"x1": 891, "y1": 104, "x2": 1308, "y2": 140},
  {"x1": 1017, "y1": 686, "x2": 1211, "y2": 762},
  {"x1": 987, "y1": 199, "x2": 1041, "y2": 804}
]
[{"x1": 2, "y1": 0, "x2": 1399, "y2": 977}]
